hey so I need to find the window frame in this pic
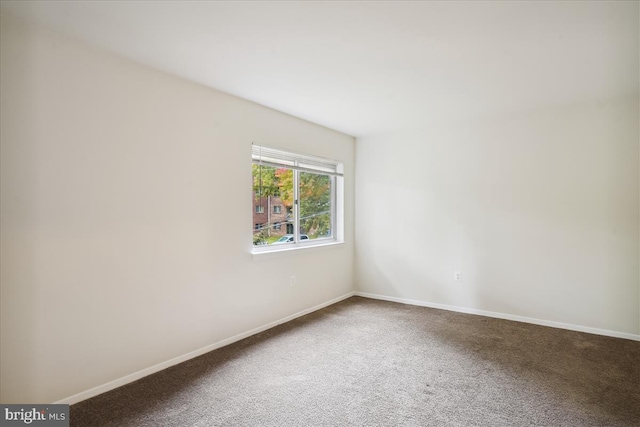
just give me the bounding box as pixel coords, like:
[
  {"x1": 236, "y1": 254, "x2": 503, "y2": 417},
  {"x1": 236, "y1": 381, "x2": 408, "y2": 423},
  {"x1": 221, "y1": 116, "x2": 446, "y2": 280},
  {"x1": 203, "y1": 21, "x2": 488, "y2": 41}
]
[{"x1": 251, "y1": 144, "x2": 343, "y2": 254}]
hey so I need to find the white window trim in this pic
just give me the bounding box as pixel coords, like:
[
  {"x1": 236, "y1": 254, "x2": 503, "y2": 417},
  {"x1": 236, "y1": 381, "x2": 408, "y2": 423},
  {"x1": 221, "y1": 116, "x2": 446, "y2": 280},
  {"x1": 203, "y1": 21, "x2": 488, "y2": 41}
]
[
  {"x1": 251, "y1": 144, "x2": 344, "y2": 255},
  {"x1": 252, "y1": 240, "x2": 345, "y2": 260}
]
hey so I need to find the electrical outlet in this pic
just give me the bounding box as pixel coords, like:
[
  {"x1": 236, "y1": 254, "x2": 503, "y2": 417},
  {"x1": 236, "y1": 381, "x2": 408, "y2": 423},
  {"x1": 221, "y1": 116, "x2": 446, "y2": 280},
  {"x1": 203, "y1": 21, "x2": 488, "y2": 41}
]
[
  {"x1": 290, "y1": 275, "x2": 296, "y2": 286},
  {"x1": 454, "y1": 271, "x2": 462, "y2": 281}
]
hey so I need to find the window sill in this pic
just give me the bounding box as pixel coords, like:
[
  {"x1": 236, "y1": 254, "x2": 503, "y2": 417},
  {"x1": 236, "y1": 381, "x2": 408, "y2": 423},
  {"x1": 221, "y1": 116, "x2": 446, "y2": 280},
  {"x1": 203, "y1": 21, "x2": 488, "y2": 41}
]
[{"x1": 251, "y1": 240, "x2": 345, "y2": 260}]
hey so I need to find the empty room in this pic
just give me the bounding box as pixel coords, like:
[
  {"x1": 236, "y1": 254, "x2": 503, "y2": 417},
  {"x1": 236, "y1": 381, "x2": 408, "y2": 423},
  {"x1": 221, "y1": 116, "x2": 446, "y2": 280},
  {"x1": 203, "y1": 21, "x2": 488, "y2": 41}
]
[{"x1": 0, "y1": 1, "x2": 638, "y2": 426}]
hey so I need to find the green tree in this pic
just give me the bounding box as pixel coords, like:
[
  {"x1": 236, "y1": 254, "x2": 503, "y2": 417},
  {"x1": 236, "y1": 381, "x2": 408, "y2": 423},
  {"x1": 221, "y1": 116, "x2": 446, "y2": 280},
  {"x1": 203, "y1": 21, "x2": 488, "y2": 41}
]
[
  {"x1": 252, "y1": 164, "x2": 280, "y2": 198},
  {"x1": 299, "y1": 172, "x2": 331, "y2": 237},
  {"x1": 253, "y1": 229, "x2": 268, "y2": 246},
  {"x1": 251, "y1": 165, "x2": 294, "y2": 208}
]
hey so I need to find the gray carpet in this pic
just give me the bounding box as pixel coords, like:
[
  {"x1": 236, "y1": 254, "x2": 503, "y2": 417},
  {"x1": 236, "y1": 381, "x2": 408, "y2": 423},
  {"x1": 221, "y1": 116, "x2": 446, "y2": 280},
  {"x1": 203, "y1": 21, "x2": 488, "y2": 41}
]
[{"x1": 71, "y1": 296, "x2": 640, "y2": 426}]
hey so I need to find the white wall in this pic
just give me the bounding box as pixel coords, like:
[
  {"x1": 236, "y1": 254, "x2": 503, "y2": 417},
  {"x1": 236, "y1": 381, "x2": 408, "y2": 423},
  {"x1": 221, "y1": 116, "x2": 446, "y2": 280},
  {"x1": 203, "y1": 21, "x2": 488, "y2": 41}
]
[
  {"x1": 0, "y1": 14, "x2": 354, "y2": 404},
  {"x1": 355, "y1": 97, "x2": 639, "y2": 336}
]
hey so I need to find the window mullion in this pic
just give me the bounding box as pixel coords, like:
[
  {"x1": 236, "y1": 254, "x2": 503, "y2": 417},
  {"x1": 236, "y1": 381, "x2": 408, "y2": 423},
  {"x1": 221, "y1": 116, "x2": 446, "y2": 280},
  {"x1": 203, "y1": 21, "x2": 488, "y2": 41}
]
[
  {"x1": 330, "y1": 175, "x2": 336, "y2": 239},
  {"x1": 293, "y1": 167, "x2": 300, "y2": 243}
]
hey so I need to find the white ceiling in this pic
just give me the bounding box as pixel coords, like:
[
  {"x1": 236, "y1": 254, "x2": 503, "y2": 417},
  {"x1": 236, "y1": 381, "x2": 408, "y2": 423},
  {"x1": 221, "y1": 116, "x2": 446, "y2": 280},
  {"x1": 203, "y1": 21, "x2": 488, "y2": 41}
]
[{"x1": 1, "y1": 1, "x2": 638, "y2": 137}]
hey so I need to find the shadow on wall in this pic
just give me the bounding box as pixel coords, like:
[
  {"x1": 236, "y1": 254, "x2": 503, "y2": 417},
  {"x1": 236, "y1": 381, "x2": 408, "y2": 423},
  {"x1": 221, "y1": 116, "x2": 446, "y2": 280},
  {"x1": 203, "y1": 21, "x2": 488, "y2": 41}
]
[
  {"x1": 1, "y1": 25, "x2": 41, "y2": 403},
  {"x1": 357, "y1": 193, "x2": 484, "y2": 312}
]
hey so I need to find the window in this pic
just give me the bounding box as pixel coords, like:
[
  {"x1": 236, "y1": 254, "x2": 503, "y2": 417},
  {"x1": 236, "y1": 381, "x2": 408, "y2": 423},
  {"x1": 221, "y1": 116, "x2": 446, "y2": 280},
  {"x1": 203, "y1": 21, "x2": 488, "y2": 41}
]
[
  {"x1": 252, "y1": 144, "x2": 343, "y2": 250},
  {"x1": 255, "y1": 205, "x2": 264, "y2": 214}
]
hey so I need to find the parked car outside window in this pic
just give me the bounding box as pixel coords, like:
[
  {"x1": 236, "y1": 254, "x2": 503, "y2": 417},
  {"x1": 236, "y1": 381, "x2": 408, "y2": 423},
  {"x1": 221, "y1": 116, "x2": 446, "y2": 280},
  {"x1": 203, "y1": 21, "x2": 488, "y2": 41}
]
[{"x1": 272, "y1": 234, "x2": 309, "y2": 244}]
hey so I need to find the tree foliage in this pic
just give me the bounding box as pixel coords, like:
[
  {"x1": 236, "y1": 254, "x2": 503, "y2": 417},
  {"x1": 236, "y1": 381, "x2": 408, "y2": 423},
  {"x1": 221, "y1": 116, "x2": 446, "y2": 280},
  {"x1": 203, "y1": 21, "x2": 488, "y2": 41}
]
[
  {"x1": 299, "y1": 172, "x2": 331, "y2": 236},
  {"x1": 252, "y1": 164, "x2": 280, "y2": 198},
  {"x1": 275, "y1": 168, "x2": 294, "y2": 207}
]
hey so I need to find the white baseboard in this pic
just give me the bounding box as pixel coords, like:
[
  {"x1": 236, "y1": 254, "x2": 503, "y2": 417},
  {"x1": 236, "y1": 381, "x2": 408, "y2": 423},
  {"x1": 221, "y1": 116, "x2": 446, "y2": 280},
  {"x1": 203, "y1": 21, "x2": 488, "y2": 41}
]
[
  {"x1": 354, "y1": 291, "x2": 640, "y2": 342},
  {"x1": 55, "y1": 291, "x2": 356, "y2": 405},
  {"x1": 54, "y1": 289, "x2": 637, "y2": 404}
]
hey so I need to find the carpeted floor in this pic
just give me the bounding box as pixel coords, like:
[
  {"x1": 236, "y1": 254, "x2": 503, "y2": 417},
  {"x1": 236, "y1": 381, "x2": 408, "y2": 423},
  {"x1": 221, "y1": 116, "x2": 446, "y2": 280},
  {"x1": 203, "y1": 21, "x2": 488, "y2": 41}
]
[{"x1": 71, "y1": 296, "x2": 640, "y2": 426}]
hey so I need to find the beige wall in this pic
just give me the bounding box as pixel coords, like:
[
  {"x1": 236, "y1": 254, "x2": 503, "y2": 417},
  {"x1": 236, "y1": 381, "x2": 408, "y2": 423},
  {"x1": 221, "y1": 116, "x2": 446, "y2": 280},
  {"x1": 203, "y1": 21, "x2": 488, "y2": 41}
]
[
  {"x1": 355, "y1": 97, "x2": 639, "y2": 336},
  {"x1": 0, "y1": 15, "x2": 354, "y2": 403}
]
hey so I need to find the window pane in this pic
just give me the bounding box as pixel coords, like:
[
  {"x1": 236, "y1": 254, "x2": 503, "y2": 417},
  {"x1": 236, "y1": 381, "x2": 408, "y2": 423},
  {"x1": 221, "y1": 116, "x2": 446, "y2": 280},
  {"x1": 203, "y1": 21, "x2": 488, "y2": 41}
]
[
  {"x1": 299, "y1": 172, "x2": 332, "y2": 240},
  {"x1": 252, "y1": 164, "x2": 294, "y2": 246}
]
